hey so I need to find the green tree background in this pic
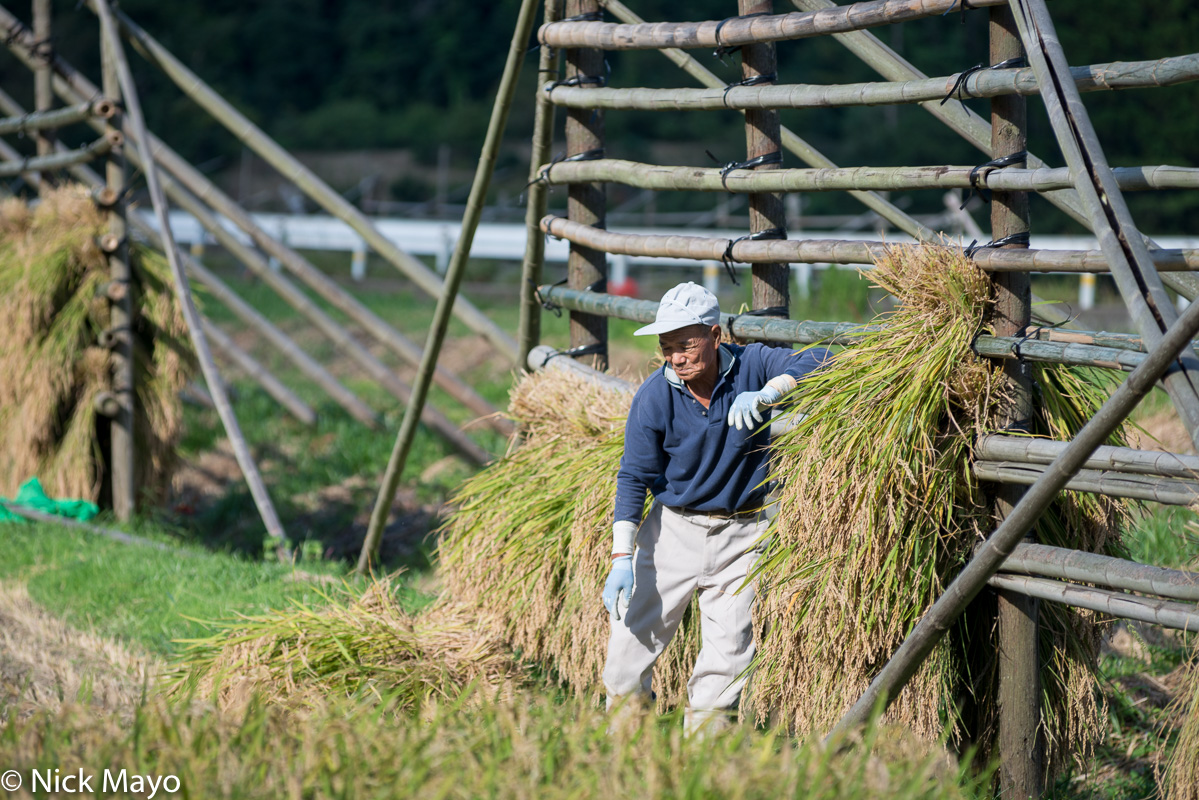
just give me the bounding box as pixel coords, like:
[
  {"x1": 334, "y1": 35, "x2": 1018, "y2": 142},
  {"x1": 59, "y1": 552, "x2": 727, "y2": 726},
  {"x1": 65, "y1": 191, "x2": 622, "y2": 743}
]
[{"x1": 3, "y1": 0, "x2": 1196, "y2": 231}]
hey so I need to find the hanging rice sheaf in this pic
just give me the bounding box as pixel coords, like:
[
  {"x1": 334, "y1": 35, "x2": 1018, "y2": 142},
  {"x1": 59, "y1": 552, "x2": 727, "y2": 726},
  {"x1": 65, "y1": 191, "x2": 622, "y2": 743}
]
[
  {"x1": 438, "y1": 371, "x2": 701, "y2": 710},
  {"x1": 439, "y1": 244, "x2": 1131, "y2": 772},
  {"x1": 0, "y1": 185, "x2": 193, "y2": 503},
  {"x1": 747, "y1": 245, "x2": 1129, "y2": 775},
  {"x1": 1163, "y1": 639, "x2": 1199, "y2": 800}
]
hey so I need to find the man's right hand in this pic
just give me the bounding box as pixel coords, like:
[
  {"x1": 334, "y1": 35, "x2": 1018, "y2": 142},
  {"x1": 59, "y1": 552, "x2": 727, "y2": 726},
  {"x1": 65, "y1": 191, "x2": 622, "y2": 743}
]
[{"x1": 602, "y1": 556, "x2": 634, "y2": 620}]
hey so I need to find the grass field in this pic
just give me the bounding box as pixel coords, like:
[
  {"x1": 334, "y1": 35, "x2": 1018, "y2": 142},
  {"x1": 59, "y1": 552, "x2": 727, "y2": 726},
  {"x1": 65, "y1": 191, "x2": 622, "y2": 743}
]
[{"x1": 2, "y1": 252, "x2": 1195, "y2": 798}]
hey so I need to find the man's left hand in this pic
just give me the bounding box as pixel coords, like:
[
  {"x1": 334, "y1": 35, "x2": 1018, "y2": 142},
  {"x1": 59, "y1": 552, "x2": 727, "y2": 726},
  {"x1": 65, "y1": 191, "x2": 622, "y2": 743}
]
[{"x1": 728, "y1": 385, "x2": 783, "y2": 430}]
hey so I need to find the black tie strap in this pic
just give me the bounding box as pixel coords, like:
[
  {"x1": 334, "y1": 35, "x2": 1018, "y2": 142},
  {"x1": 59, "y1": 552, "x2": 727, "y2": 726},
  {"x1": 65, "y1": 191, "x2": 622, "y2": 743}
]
[
  {"x1": 546, "y1": 73, "x2": 608, "y2": 91},
  {"x1": 721, "y1": 227, "x2": 787, "y2": 285},
  {"x1": 941, "y1": 56, "x2": 1028, "y2": 106},
  {"x1": 722, "y1": 72, "x2": 777, "y2": 107},
  {"x1": 530, "y1": 276, "x2": 567, "y2": 317},
  {"x1": 941, "y1": 0, "x2": 974, "y2": 22},
  {"x1": 707, "y1": 149, "x2": 784, "y2": 190},
  {"x1": 964, "y1": 230, "x2": 1031, "y2": 259},
  {"x1": 961, "y1": 150, "x2": 1028, "y2": 207},
  {"x1": 560, "y1": 11, "x2": 602, "y2": 22},
  {"x1": 713, "y1": 11, "x2": 770, "y2": 61},
  {"x1": 545, "y1": 342, "x2": 606, "y2": 361},
  {"x1": 527, "y1": 148, "x2": 605, "y2": 189}
]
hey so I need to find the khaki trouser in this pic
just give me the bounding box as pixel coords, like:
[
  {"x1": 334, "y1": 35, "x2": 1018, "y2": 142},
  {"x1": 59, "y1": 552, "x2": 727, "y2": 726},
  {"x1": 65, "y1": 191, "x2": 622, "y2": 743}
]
[{"x1": 603, "y1": 502, "x2": 766, "y2": 722}]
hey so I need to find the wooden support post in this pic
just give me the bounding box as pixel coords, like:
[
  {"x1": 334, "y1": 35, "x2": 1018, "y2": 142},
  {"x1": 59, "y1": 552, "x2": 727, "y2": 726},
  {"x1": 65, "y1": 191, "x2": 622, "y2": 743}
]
[
  {"x1": 564, "y1": 0, "x2": 607, "y2": 371},
  {"x1": 101, "y1": 19, "x2": 135, "y2": 520},
  {"x1": 739, "y1": 0, "x2": 789, "y2": 315},
  {"x1": 94, "y1": 0, "x2": 288, "y2": 549},
  {"x1": 988, "y1": 8, "x2": 1042, "y2": 794},
  {"x1": 518, "y1": 0, "x2": 562, "y2": 370},
  {"x1": 32, "y1": 0, "x2": 52, "y2": 192}
]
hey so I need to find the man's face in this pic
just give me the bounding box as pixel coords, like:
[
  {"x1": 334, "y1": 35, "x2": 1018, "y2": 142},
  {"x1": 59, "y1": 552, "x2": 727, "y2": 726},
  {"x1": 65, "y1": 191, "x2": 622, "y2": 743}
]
[{"x1": 658, "y1": 324, "x2": 721, "y2": 383}]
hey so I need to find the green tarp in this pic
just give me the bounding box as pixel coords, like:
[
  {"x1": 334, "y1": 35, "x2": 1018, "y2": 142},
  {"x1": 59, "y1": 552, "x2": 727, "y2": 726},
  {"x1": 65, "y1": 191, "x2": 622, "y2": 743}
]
[{"x1": 0, "y1": 477, "x2": 100, "y2": 523}]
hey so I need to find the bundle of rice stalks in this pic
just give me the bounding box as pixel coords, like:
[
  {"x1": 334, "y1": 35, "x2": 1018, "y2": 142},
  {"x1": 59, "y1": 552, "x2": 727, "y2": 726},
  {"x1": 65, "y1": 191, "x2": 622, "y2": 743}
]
[
  {"x1": 439, "y1": 369, "x2": 701, "y2": 709},
  {"x1": 172, "y1": 577, "x2": 524, "y2": 714},
  {"x1": 1163, "y1": 640, "x2": 1199, "y2": 800},
  {"x1": 0, "y1": 185, "x2": 193, "y2": 503},
  {"x1": 747, "y1": 245, "x2": 1130, "y2": 773}
]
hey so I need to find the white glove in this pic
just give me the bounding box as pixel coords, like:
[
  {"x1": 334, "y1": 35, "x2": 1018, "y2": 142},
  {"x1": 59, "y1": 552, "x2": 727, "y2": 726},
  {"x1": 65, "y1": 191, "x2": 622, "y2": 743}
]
[
  {"x1": 727, "y1": 374, "x2": 797, "y2": 430},
  {"x1": 602, "y1": 556, "x2": 634, "y2": 620}
]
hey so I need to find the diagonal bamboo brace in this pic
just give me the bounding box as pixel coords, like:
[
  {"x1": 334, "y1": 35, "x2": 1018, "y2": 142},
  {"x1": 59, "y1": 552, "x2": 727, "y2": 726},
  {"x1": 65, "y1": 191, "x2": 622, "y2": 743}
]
[
  {"x1": 829, "y1": 279, "x2": 1199, "y2": 739},
  {"x1": 1007, "y1": 0, "x2": 1199, "y2": 451}
]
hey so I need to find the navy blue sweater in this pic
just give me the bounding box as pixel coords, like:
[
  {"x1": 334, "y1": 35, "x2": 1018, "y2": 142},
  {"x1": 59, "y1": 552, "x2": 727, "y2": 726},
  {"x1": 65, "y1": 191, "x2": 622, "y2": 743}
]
[{"x1": 613, "y1": 343, "x2": 832, "y2": 524}]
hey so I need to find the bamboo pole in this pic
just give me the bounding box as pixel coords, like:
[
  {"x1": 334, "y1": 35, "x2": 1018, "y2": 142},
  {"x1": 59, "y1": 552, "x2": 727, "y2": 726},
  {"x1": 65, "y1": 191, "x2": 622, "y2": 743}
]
[
  {"x1": 358, "y1": 0, "x2": 540, "y2": 574},
  {"x1": 100, "y1": 28, "x2": 134, "y2": 522},
  {"x1": 599, "y1": 0, "x2": 933, "y2": 242},
  {"x1": 976, "y1": 435, "x2": 1199, "y2": 478},
  {"x1": 545, "y1": 53, "x2": 1199, "y2": 110},
  {"x1": 563, "y1": 0, "x2": 609, "y2": 370},
  {"x1": 986, "y1": 7, "x2": 1040, "y2": 791},
  {"x1": 538, "y1": 160, "x2": 1199, "y2": 193},
  {"x1": 0, "y1": 501, "x2": 170, "y2": 551},
  {"x1": 540, "y1": 216, "x2": 1199, "y2": 273},
  {"x1": 97, "y1": 3, "x2": 518, "y2": 363},
  {"x1": 974, "y1": 461, "x2": 1199, "y2": 506},
  {"x1": 0, "y1": 132, "x2": 119, "y2": 176},
  {"x1": 202, "y1": 319, "x2": 318, "y2": 426},
  {"x1": 1009, "y1": 0, "x2": 1199, "y2": 451},
  {"x1": 128, "y1": 210, "x2": 382, "y2": 429},
  {"x1": 518, "y1": 0, "x2": 563, "y2": 370},
  {"x1": 140, "y1": 165, "x2": 492, "y2": 465},
  {"x1": 0, "y1": 99, "x2": 114, "y2": 134},
  {"x1": 541, "y1": 0, "x2": 1007, "y2": 49},
  {"x1": 1000, "y1": 542, "x2": 1199, "y2": 602},
  {"x1": 987, "y1": 574, "x2": 1199, "y2": 633},
  {"x1": 0, "y1": 12, "x2": 508, "y2": 438},
  {"x1": 830, "y1": 279, "x2": 1199, "y2": 738},
  {"x1": 787, "y1": 0, "x2": 1199, "y2": 305},
  {"x1": 94, "y1": 0, "x2": 286, "y2": 548},
  {"x1": 536, "y1": 284, "x2": 1150, "y2": 370}
]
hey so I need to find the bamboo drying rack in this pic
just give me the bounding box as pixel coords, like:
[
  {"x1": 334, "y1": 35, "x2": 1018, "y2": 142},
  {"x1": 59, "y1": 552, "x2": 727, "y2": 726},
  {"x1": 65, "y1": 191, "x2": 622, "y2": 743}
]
[{"x1": 514, "y1": 0, "x2": 1199, "y2": 792}]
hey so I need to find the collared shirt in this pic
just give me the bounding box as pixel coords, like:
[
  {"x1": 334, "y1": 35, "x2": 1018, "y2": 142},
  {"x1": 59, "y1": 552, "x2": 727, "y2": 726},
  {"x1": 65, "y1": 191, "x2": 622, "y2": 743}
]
[{"x1": 613, "y1": 342, "x2": 832, "y2": 524}]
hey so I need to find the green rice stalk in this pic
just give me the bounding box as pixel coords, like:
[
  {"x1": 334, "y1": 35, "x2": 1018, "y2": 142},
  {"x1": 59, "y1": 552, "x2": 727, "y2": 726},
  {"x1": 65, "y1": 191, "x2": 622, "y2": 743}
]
[{"x1": 171, "y1": 576, "x2": 525, "y2": 714}]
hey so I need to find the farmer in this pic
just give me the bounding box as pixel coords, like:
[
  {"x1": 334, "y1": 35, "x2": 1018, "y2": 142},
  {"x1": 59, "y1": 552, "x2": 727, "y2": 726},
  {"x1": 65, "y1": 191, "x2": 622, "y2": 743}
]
[{"x1": 601, "y1": 281, "x2": 831, "y2": 733}]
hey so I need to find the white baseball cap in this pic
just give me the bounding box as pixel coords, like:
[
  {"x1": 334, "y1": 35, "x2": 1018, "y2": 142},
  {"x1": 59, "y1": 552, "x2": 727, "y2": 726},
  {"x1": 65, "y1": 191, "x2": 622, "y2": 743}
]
[{"x1": 634, "y1": 282, "x2": 721, "y2": 336}]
